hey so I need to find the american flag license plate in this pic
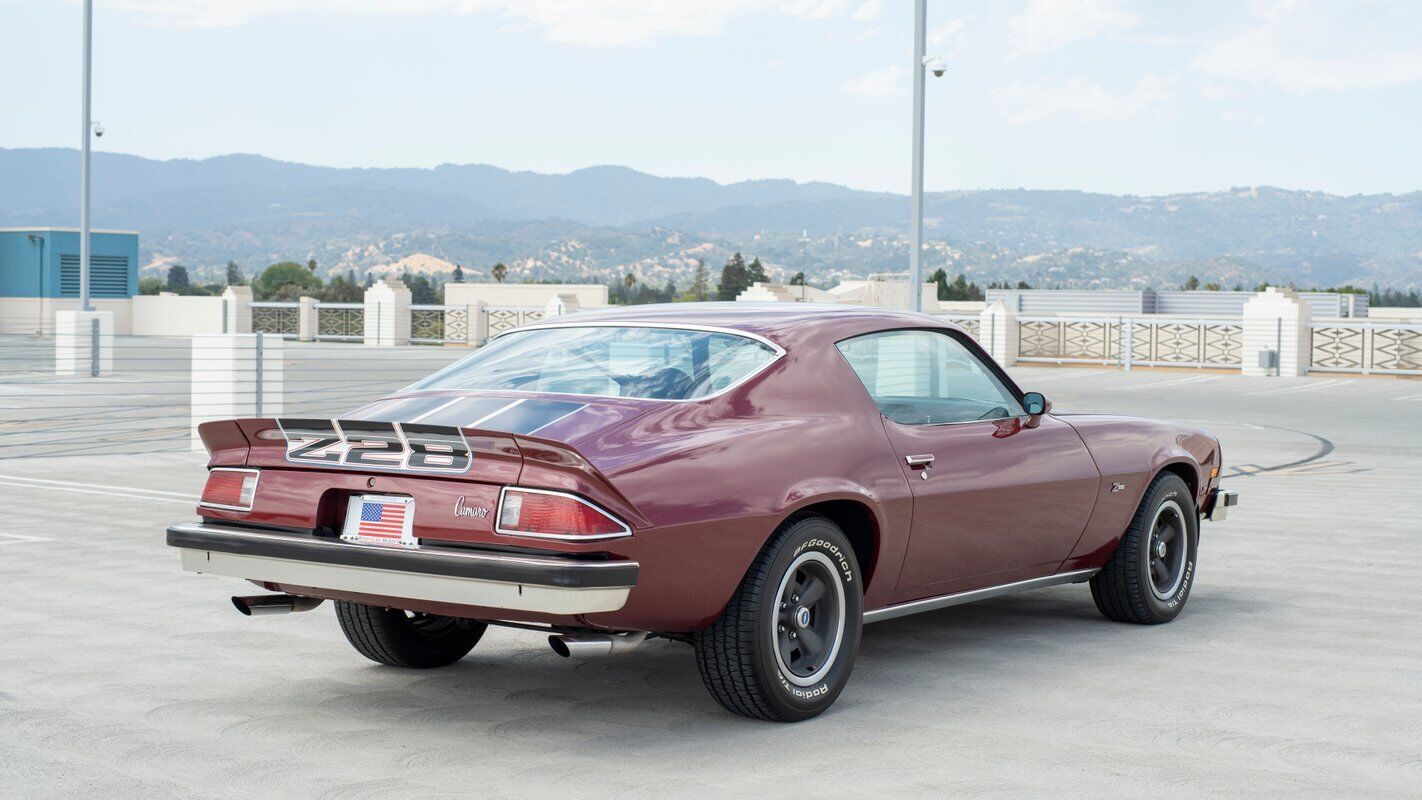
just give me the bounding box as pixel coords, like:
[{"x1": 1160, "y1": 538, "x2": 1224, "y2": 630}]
[{"x1": 341, "y1": 494, "x2": 416, "y2": 547}]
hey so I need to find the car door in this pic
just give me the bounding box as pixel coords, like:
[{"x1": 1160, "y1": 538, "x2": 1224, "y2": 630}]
[{"x1": 836, "y1": 329, "x2": 1099, "y2": 601}]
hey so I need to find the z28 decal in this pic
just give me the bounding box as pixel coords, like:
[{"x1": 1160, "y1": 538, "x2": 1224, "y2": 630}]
[{"x1": 276, "y1": 419, "x2": 472, "y2": 474}]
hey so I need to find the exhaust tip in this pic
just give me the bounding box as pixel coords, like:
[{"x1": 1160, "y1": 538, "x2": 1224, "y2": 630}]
[
  {"x1": 548, "y1": 635, "x2": 572, "y2": 658},
  {"x1": 231, "y1": 594, "x2": 324, "y2": 616}
]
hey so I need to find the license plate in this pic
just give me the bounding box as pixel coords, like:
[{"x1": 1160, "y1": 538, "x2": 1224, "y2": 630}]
[{"x1": 341, "y1": 494, "x2": 417, "y2": 548}]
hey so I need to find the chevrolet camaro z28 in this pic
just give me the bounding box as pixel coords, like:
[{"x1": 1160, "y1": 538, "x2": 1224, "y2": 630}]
[{"x1": 168, "y1": 304, "x2": 1238, "y2": 721}]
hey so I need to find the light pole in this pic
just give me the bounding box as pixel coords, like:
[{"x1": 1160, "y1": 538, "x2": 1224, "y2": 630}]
[
  {"x1": 79, "y1": 0, "x2": 104, "y2": 312},
  {"x1": 908, "y1": 0, "x2": 945, "y2": 312}
]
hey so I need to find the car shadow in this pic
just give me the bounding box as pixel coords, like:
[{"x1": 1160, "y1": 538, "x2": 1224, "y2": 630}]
[{"x1": 237, "y1": 585, "x2": 1263, "y2": 744}]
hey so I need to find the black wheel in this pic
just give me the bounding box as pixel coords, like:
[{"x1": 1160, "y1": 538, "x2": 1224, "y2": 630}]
[
  {"x1": 335, "y1": 601, "x2": 487, "y2": 668},
  {"x1": 1091, "y1": 472, "x2": 1199, "y2": 624},
  {"x1": 693, "y1": 516, "x2": 864, "y2": 722}
]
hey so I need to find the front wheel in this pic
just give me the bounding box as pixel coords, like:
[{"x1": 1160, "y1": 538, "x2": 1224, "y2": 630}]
[
  {"x1": 335, "y1": 601, "x2": 487, "y2": 668},
  {"x1": 1090, "y1": 472, "x2": 1199, "y2": 624},
  {"x1": 693, "y1": 516, "x2": 864, "y2": 722}
]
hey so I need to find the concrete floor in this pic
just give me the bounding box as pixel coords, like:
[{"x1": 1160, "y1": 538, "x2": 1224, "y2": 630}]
[{"x1": 1, "y1": 364, "x2": 1420, "y2": 798}]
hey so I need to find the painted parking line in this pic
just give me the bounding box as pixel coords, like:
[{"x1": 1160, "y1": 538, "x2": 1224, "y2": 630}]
[
  {"x1": 0, "y1": 532, "x2": 54, "y2": 546},
  {"x1": 1119, "y1": 375, "x2": 1223, "y2": 391},
  {"x1": 0, "y1": 476, "x2": 197, "y2": 506},
  {"x1": 1247, "y1": 379, "x2": 1354, "y2": 396},
  {"x1": 0, "y1": 473, "x2": 196, "y2": 499}
]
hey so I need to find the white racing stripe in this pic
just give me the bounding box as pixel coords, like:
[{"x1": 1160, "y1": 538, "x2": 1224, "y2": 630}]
[
  {"x1": 467, "y1": 398, "x2": 524, "y2": 427},
  {"x1": 0, "y1": 532, "x2": 54, "y2": 546}
]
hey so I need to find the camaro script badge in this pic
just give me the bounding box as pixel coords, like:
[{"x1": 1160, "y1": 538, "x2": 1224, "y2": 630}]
[{"x1": 454, "y1": 496, "x2": 490, "y2": 519}]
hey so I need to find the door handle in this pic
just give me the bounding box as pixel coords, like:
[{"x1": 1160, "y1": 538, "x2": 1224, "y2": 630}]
[{"x1": 905, "y1": 454, "x2": 935, "y2": 467}]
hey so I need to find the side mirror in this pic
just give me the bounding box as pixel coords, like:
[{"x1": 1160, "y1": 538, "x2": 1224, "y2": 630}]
[{"x1": 1022, "y1": 391, "x2": 1050, "y2": 417}]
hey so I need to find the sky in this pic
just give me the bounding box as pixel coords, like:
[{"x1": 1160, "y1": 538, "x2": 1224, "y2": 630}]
[{"x1": 2, "y1": 0, "x2": 1421, "y2": 196}]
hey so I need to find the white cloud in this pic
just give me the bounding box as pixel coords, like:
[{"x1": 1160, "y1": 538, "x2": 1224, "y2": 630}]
[
  {"x1": 1007, "y1": 0, "x2": 1138, "y2": 57},
  {"x1": 111, "y1": 0, "x2": 861, "y2": 46},
  {"x1": 1192, "y1": 0, "x2": 1422, "y2": 92},
  {"x1": 929, "y1": 19, "x2": 966, "y2": 50},
  {"x1": 842, "y1": 65, "x2": 907, "y2": 97},
  {"x1": 995, "y1": 74, "x2": 1175, "y2": 125},
  {"x1": 851, "y1": 1, "x2": 882, "y2": 22}
]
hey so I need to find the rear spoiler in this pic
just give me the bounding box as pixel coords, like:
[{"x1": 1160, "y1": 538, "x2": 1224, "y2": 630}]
[{"x1": 196, "y1": 418, "x2": 649, "y2": 530}]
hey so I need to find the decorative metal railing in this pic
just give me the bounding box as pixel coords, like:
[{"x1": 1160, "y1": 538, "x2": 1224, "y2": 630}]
[
  {"x1": 1310, "y1": 322, "x2": 1422, "y2": 375},
  {"x1": 250, "y1": 302, "x2": 299, "y2": 337},
  {"x1": 315, "y1": 303, "x2": 364, "y2": 341},
  {"x1": 485, "y1": 306, "x2": 544, "y2": 339},
  {"x1": 935, "y1": 314, "x2": 981, "y2": 340},
  {"x1": 411, "y1": 305, "x2": 471, "y2": 344},
  {"x1": 1017, "y1": 316, "x2": 1242, "y2": 368}
]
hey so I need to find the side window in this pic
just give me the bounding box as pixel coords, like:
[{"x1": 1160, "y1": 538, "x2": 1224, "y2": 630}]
[{"x1": 836, "y1": 330, "x2": 1024, "y2": 425}]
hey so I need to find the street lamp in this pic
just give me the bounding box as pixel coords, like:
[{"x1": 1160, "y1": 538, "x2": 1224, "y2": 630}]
[
  {"x1": 908, "y1": 0, "x2": 946, "y2": 312},
  {"x1": 79, "y1": 0, "x2": 96, "y2": 312}
]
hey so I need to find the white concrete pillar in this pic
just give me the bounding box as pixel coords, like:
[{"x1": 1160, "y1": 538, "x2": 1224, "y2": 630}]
[
  {"x1": 221, "y1": 285, "x2": 253, "y2": 334},
  {"x1": 1242, "y1": 287, "x2": 1311, "y2": 377},
  {"x1": 978, "y1": 300, "x2": 1018, "y2": 366},
  {"x1": 298, "y1": 296, "x2": 319, "y2": 341},
  {"x1": 190, "y1": 334, "x2": 284, "y2": 450},
  {"x1": 468, "y1": 300, "x2": 488, "y2": 347},
  {"x1": 363, "y1": 278, "x2": 411, "y2": 346},
  {"x1": 54, "y1": 309, "x2": 114, "y2": 376}
]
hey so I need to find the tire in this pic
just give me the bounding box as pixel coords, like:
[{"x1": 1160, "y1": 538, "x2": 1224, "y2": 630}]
[
  {"x1": 1090, "y1": 472, "x2": 1199, "y2": 624},
  {"x1": 335, "y1": 601, "x2": 487, "y2": 668},
  {"x1": 693, "y1": 516, "x2": 864, "y2": 722}
]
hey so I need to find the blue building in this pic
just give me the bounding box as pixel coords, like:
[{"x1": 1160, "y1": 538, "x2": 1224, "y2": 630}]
[{"x1": 0, "y1": 227, "x2": 140, "y2": 299}]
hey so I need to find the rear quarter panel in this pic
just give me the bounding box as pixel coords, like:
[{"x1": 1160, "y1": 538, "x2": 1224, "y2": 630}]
[{"x1": 1055, "y1": 414, "x2": 1219, "y2": 571}]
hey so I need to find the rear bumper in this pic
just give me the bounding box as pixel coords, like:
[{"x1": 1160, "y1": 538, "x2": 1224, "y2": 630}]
[
  {"x1": 1204, "y1": 488, "x2": 1239, "y2": 522},
  {"x1": 166, "y1": 521, "x2": 638, "y2": 615}
]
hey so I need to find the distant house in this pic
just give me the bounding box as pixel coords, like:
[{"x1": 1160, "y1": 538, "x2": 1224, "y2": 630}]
[{"x1": 0, "y1": 227, "x2": 140, "y2": 334}]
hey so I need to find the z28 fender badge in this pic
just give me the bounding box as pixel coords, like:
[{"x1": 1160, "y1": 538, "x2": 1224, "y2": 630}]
[
  {"x1": 276, "y1": 418, "x2": 473, "y2": 474},
  {"x1": 454, "y1": 496, "x2": 490, "y2": 518},
  {"x1": 1111, "y1": 482, "x2": 1127, "y2": 492}
]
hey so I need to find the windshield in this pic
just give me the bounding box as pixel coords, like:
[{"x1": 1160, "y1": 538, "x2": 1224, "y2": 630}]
[{"x1": 410, "y1": 325, "x2": 780, "y2": 401}]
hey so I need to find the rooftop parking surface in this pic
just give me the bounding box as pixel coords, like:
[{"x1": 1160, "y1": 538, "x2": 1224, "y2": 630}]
[{"x1": 2, "y1": 362, "x2": 1419, "y2": 798}]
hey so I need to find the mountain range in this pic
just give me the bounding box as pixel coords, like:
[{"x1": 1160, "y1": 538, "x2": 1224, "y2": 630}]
[{"x1": 3, "y1": 147, "x2": 1419, "y2": 290}]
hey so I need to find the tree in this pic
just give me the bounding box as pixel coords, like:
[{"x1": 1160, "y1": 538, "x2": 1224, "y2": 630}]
[
  {"x1": 491, "y1": 263, "x2": 508, "y2": 283},
  {"x1": 1182, "y1": 275, "x2": 1200, "y2": 290},
  {"x1": 307, "y1": 258, "x2": 318, "y2": 274},
  {"x1": 690, "y1": 259, "x2": 710, "y2": 301},
  {"x1": 790, "y1": 271, "x2": 806, "y2": 286},
  {"x1": 320, "y1": 270, "x2": 364, "y2": 303},
  {"x1": 623, "y1": 272, "x2": 637, "y2": 292},
  {"x1": 1016, "y1": 280, "x2": 1032, "y2": 290},
  {"x1": 929, "y1": 268, "x2": 949, "y2": 300},
  {"x1": 225, "y1": 260, "x2": 244, "y2": 286},
  {"x1": 138, "y1": 276, "x2": 163, "y2": 295},
  {"x1": 1203, "y1": 281, "x2": 1223, "y2": 291},
  {"x1": 747, "y1": 257, "x2": 768, "y2": 285},
  {"x1": 166, "y1": 265, "x2": 191, "y2": 293},
  {"x1": 400, "y1": 273, "x2": 439, "y2": 305},
  {"x1": 717, "y1": 252, "x2": 749, "y2": 301},
  {"x1": 452, "y1": 263, "x2": 465, "y2": 283},
  {"x1": 254, "y1": 261, "x2": 323, "y2": 301}
]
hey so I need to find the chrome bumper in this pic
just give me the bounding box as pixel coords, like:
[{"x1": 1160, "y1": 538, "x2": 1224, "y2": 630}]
[
  {"x1": 167, "y1": 522, "x2": 637, "y2": 615},
  {"x1": 1205, "y1": 488, "x2": 1239, "y2": 522}
]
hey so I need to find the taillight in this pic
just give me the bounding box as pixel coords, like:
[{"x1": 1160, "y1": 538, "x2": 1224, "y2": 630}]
[
  {"x1": 200, "y1": 468, "x2": 259, "y2": 512},
  {"x1": 496, "y1": 488, "x2": 629, "y2": 540}
]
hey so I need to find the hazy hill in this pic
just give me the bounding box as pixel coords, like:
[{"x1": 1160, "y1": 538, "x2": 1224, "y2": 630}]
[{"x1": 3, "y1": 148, "x2": 1419, "y2": 290}]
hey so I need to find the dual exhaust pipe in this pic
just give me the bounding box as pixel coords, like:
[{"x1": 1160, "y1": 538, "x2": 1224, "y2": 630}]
[
  {"x1": 232, "y1": 595, "x2": 645, "y2": 658},
  {"x1": 548, "y1": 631, "x2": 647, "y2": 658},
  {"x1": 231, "y1": 594, "x2": 324, "y2": 616}
]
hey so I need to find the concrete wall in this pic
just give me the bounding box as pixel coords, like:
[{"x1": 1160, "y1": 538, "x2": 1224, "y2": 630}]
[
  {"x1": 0, "y1": 297, "x2": 134, "y2": 335},
  {"x1": 1368, "y1": 307, "x2": 1422, "y2": 322},
  {"x1": 444, "y1": 282, "x2": 608, "y2": 309},
  {"x1": 130, "y1": 294, "x2": 230, "y2": 336}
]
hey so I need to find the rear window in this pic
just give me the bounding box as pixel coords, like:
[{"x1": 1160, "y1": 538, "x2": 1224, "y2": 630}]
[{"x1": 409, "y1": 325, "x2": 780, "y2": 400}]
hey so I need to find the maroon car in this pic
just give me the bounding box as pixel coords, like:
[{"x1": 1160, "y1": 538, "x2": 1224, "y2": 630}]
[{"x1": 168, "y1": 303, "x2": 1237, "y2": 721}]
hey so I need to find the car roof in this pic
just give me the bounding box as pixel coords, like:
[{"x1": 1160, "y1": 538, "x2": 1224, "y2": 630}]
[{"x1": 519, "y1": 302, "x2": 957, "y2": 348}]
